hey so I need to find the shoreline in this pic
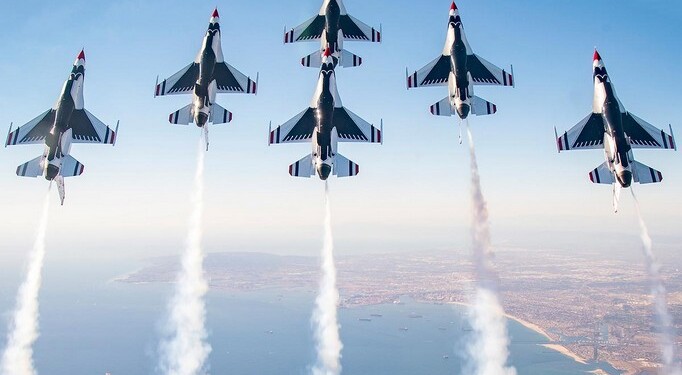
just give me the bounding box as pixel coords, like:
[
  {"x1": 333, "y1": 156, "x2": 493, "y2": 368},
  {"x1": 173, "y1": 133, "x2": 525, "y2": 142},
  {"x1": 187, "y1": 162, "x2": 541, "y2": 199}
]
[{"x1": 445, "y1": 301, "x2": 601, "y2": 369}]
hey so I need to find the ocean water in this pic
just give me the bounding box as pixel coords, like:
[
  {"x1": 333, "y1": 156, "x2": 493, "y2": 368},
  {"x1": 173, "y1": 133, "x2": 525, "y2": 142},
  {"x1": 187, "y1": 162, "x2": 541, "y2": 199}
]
[{"x1": 0, "y1": 261, "x2": 621, "y2": 375}]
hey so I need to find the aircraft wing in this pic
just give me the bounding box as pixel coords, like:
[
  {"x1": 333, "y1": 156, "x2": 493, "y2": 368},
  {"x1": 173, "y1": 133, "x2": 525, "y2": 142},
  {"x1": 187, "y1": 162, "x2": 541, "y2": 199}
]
[
  {"x1": 467, "y1": 54, "x2": 514, "y2": 86},
  {"x1": 333, "y1": 108, "x2": 382, "y2": 143},
  {"x1": 623, "y1": 112, "x2": 676, "y2": 150},
  {"x1": 284, "y1": 15, "x2": 326, "y2": 43},
  {"x1": 155, "y1": 62, "x2": 199, "y2": 96},
  {"x1": 407, "y1": 55, "x2": 450, "y2": 88},
  {"x1": 339, "y1": 15, "x2": 381, "y2": 42},
  {"x1": 213, "y1": 63, "x2": 257, "y2": 94},
  {"x1": 6, "y1": 109, "x2": 56, "y2": 146},
  {"x1": 69, "y1": 110, "x2": 117, "y2": 144},
  {"x1": 269, "y1": 108, "x2": 316, "y2": 144},
  {"x1": 557, "y1": 113, "x2": 604, "y2": 151}
]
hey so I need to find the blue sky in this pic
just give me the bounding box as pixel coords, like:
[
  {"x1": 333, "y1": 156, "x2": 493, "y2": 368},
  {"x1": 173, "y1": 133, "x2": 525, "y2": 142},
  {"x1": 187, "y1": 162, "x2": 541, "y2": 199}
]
[{"x1": 0, "y1": 0, "x2": 680, "y2": 265}]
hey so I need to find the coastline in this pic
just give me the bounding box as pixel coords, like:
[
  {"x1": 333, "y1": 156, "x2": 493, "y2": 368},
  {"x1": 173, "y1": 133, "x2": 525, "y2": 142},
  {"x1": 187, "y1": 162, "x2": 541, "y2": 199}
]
[{"x1": 446, "y1": 302, "x2": 593, "y2": 366}]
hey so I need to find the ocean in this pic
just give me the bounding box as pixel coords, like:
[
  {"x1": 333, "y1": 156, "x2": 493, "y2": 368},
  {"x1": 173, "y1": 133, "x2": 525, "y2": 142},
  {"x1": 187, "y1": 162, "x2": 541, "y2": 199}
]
[{"x1": 0, "y1": 259, "x2": 621, "y2": 375}]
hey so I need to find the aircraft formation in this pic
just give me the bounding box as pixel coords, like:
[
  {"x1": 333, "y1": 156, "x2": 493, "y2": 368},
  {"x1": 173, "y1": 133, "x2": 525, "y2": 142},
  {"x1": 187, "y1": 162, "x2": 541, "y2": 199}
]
[{"x1": 3, "y1": 1, "x2": 678, "y2": 207}]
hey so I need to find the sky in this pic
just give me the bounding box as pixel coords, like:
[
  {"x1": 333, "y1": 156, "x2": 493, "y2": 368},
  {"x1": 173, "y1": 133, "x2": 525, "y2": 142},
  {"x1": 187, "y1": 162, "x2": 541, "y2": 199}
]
[{"x1": 0, "y1": 0, "x2": 680, "y2": 267}]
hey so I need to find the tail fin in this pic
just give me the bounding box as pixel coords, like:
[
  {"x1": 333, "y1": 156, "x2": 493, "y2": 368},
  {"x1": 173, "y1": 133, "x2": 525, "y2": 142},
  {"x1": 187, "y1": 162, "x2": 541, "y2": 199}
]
[
  {"x1": 210, "y1": 103, "x2": 233, "y2": 125},
  {"x1": 289, "y1": 155, "x2": 315, "y2": 178},
  {"x1": 334, "y1": 153, "x2": 360, "y2": 177},
  {"x1": 632, "y1": 160, "x2": 663, "y2": 184},
  {"x1": 301, "y1": 49, "x2": 363, "y2": 68},
  {"x1": 588, "y1": 162, "x2": 615, "y2": 184},
  {"x1": 471, "y1": 96, "x2": 497, "y2": 116},
  {"x1": 430, "y1": 97, "x2": 453, "y2": 117},
  {"x1": 168, "y1": 104, "x2": 193, "y2": 125},
  {"x1": 16, "y1": 156, "x2": 45, "y2": 177}
]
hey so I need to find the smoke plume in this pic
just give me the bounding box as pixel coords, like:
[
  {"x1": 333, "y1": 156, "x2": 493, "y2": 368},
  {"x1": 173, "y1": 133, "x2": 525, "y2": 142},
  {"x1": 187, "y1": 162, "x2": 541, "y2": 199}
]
[
  {"x1": 311, "y1": 182, "x2": 343, "y2": 375},
  {"x1": 1, "y1": 192, "x2": 51, "y2": 375},
  {"x1": 159, "y1": 140, "x2": 211, "y2": 375},
  {"x1": 464, "y1": 124, "x2": 517, "y2": 375},
  {"x1": 631, "y1": 189, "x2": 681, "y2": 375}
]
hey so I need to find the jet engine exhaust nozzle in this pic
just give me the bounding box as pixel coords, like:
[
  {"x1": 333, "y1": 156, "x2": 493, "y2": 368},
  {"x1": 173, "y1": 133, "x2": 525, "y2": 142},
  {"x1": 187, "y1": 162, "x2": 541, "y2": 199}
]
[
  {"x1": 45, "y1": 164, "x2": 59, "y2": 181},
  {"x1": 617, "y1": 170, "x2": 633, "y2": 188},
  {"x1": 318, "y1": 164, "x2": 332, "y2": 180}
]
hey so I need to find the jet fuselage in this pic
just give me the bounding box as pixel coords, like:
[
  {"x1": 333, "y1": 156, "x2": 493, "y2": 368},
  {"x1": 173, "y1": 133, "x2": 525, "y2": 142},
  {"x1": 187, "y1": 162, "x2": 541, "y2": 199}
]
[
  {"x1": 44, "y1": 60, "x2": 84, "y2": 181},
  {"x1": 312, "y1": 61, "x2": 338, "y2": 180},
  {"x1": 594, "y1": 65, "x2": 632, "y2": 188},
  {"x1": 323, "y1": 0, "x2": 342, "y2": 53},
  {"x1": 447, "y1": 11, "x2": 471, "y2": 119},
  {"x1": 193, "y1": 19, "x2": 221, "y2": 127}
]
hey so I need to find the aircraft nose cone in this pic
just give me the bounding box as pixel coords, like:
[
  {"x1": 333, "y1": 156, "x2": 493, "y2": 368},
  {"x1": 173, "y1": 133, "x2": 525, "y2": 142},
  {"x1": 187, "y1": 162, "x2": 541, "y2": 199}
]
[
  {"x1": 318, "y1": 164, "x2": 332, "y2": 180},
  {"x1": 457, "y1": 103, "x2": 470, "y2": 119},
  {"x1": 618, "y1": 170, "x2": 633, "y2": 188},
  {"x1": 45, "y1": 164, "x2": 59, "y2": 181}
]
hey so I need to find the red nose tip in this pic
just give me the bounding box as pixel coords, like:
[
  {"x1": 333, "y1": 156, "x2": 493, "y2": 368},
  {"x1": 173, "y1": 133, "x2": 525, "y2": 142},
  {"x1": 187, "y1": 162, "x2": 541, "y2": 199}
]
[
  {"x1": 77, "y1": 49, "x2": 85, "y2": 61},
  {"x1": 451, "y1": 1, "x2": 457, "y2": 10},
  {"x1": 593, "y1": 49, "x2": 601, "y2": 62},
  {"x1": 323, "y1": 47, "x2": 331, "y2": 57},
  {"x1": 212, "y1": 8, "x2": 219, "y2": 18}
]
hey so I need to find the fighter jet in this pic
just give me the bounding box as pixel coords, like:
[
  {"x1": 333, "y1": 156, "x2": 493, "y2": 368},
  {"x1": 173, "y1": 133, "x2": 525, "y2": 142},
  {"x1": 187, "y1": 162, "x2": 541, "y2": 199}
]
[
  {"x1": 154, "y1": 8, "x2": 257, "y2": 151},
  {"x1": 555, "y1": 50, "x2": 676, "y2": 212},
  {"x1": 5, "y1": 50, "x2": 118, "y2": 205},
  {"x1": 284, "y1": 0, "x2": 381, "y2": 69},
  {"x1": 406, "y1": 2, "x2": 514, "y2": 122},
  {"x1": 269, "y1": 48, "x2": 382, "y2": 180}
]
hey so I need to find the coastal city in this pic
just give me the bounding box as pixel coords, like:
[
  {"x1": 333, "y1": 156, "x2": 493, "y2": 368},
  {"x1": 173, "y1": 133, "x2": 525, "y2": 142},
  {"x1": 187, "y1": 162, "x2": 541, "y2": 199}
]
[{"x1": 120, "y1": 244, "x2": 682, "y2": 375}]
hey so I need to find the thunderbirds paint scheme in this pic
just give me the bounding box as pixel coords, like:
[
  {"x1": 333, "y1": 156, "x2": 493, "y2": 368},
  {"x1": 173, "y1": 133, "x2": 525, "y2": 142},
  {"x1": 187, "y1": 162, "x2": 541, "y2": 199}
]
[
  {"x1": 284, "y1": 0, "x2": 381, "y2": 69},
  {"x1": 407, "y1": 2, "x2": 514, "y2": 120},
  {"x1": 555, "y1": 50, "x2": 676, "y2": 211},
  {"x1": 155, "y1": 8, "x2": 257, "y2": 151},
  {"x1": 5, "y1": 50, "x2": 118, "y2": 205},
  {"x1": 269, "y1": 48, "x2": 382, "y2": 180}
]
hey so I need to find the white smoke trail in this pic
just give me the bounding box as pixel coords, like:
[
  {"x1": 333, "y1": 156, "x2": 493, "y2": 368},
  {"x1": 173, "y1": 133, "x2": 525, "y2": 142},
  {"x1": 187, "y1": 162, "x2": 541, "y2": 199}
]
[
  {"x1": 464, "y1": 124, "x2": 517, "y2": 375},
  {"x1": 311, "y1": 182, "x2": 343, "y2": 375},
  {"x1": 631, "y1": 189, "x2": 681, "y2": 375},
  {"x1": 159, "y1": 140, "x2": 211, "y2": 375},
  {"x1": 1, "y1": 192, "x2": 51, "y2": 375}
]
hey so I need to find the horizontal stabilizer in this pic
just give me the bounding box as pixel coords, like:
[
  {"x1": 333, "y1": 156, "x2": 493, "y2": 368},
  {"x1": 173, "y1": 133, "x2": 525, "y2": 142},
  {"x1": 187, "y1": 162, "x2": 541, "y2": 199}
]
[
  {"x1": 210, "y1": 103, "x2": 233, "y2": 125},
  {"x1": 16, "y1": 156, "x2": 45, "y2": 177},
  {"x1": 430, "y1": 97, "x2": 453, "y2": 117},
  {"x1": 169, "y1": 104, "x2": 193, "y2": 125},
  {"x1": 334, "y1": 153, "x2": 359, "y2": 178},
  {"x1": 289, "y1": 154, "x2": 315, "y2": 178},
  {"x1": 588, "y1": 162, "x2": 615, "y2": 184},
  {"x1": 471, "y1": 96, "x2": 497, "y2": 116},
  {"x1": 301, "y1": 49, "x2": 363, "y2": 68},
  {"x1": 632, "y1": 160, "x2": 663, "y2": 184},
  {"x1": 61, "y1": 155, "x2": 85, "y2": 178}
]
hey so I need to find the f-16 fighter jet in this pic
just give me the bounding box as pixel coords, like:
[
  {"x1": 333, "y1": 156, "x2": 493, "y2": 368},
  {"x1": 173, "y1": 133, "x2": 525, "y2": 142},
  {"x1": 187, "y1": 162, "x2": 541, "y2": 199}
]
[
  {"x1": 5, "y1": 50, "x2": 118, "y2": 205},
  {"x1": 154, "y1": 8, "x2": 257, "y2": 151},
  {"x1": 284, "y1": 0, "x2": 381, "y2": 69},
  {"x1": 555, "y1": 50, "x2": 676, "y2": 212},
  {"x1": 269, "y1": 48, "x2": 382, "y2": 180},
  {"x1": 407, "y1": 2, "x2": 513, "y2": 121}
]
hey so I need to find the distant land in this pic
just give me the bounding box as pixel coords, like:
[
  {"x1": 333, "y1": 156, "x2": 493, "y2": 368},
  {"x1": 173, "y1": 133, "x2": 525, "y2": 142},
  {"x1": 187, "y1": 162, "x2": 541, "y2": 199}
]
[{"x1": 117, "y1": 247, "x2": 682, "y2": 375}]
